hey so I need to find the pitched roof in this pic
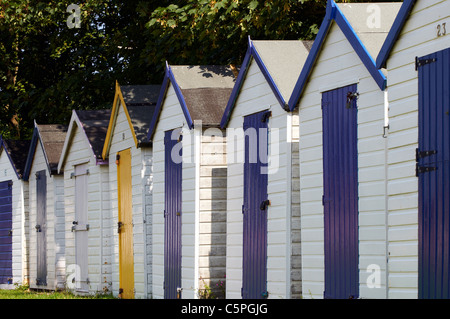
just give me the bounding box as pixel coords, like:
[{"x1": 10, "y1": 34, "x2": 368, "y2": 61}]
[
  {"x1": 102, "y1": 83, "x2": 161, "y2": 159},
  {"x1": 147, "y1": 64, "x2": 237, "y2": 140},
  {"x1": 0, "y1": 138, "x2": 31, "y2": 179},
  {"x1": 288, "y1": 0, "x2": 401, "y2": 110},
  {"x1": 57, "y1": 109, "x2": 112, "y2": 172},
  {"x1": 23, "y1": 123, "x2": 68, "y2": 180},
  {"x1": 75, "y1": 109, "x2": 112, "y2": 159},
  {"x1": 376, "y1": 0, "x2": 417, "y2": 69},
  {"x1": 220, "y1": 38, "x2": 313, "y2": 128}
]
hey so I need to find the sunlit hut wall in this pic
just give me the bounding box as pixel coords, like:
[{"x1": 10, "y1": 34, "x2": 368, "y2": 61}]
[
  {"x1": 102, "y1": 83, "x2": 160, "y2": 299},
  {"x1": 290, "y1": 0, "x2": 400, "y2": 299},
  {"x1": 57, "y1": 109, "x2": 112, "y2": 295},
  {"x1": 22, "y1": 123, "x2": 67, "y2": 291},
  {"x1": 148, "y1": 64, "x2": 235, "y2": 299},
  {"x1": 0, "y1": 138, "x2": 30, "y2": 288},
  {"x1": 376, "y1": 0, "x2": 450, "y2": 299},
  {"x1": 220, "y1": 38, "x2": 311, "y2": 299}
]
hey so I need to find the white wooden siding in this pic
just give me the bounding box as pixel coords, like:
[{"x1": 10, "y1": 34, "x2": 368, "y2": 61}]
[
  {"x1": 28, "y1": 142, "x2": 65, "y2": 290},
  {"x1": 107, "y1": 102, "x2": 153, "y2": 298},
  {"x1": 225, "y1": 59, "x2": 295, "y2": 299},
  {"x1": 62, "y1": 123, "x2": 112, "y2": 295},
  {"x1": 385, "y1": 0, "x2": 450, "y2": 299},
  {"x1": 152, "y1": 83, "x2": 189, "y2": 299},
  {"x1": 297, "y1": 22, "x2": 388, "y2": 299},
  {"x1": 0, "y1": 151, "x2": 28, "y2": 286}
]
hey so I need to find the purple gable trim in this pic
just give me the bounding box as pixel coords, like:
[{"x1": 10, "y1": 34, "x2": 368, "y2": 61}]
[
  {"x1": 147, "y1": 63, "x2": 194, "y2": 142},
  {"x1": 220, "y1": 37, "x2": 290, "y2": 129},
  {"x1": 376, "y1": 0, "x2": 417, "y2": 69}
]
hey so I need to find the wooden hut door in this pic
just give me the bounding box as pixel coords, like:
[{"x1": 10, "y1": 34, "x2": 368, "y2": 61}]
[
  {"x1": 0, "y1": 180, "x2": 13, "y2": 284},
  {"x1": 322, "y1": 85, "x2": 359, "y2": 299},
  {"x1": 74, "y1": 163, "x2": 89, "y2": 291},
  {"x1": 36, "y1": 170, "x2": 47, "y2": 286},
  {"x1": 117, "y1": 149, "x2": 134, "y2": 299},
  {"x1": 242, "y1": 110, "x2": 270, "y2": 299},
  {"x1": 164, "y1": 129, "x2": 182, "y2": 299},
  {"x1": 417, "y1": 47, "x2": 450, "y2": 299}
]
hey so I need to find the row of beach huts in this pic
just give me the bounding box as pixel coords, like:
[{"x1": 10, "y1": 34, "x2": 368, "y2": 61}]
[{"x1": 0, "y1": 0, "x2": 449, "y2": 299}]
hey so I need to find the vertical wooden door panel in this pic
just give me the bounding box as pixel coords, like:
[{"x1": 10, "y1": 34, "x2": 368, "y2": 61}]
[
  {"x1": 118, "y1": 149, "x2": 134, "y2": 299},
  {"x1": 418, "y1": 47, "x2": 450, "y2": 299},
  {"x1": 164, "y1": 129, "x2": 182, "y2": 299},
  {"x1": 0, "y1": 180, "x2": 12, "y2": 284},
  {"x1": 242, "y1": 110, "x2": 269, "y2": 299},
  {"x1": 36, "y1": 170, "x2": 47, "y2": 286},
  {"x1": 322, "y1": 84, "x2": 359, "y2": 299}
]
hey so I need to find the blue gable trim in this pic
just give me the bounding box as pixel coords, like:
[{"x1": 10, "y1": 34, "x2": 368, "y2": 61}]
[
  {"x1": 376, "y1": 0, "x2": 417, "y2": 69},
  {"x1": 22, "y1": 126, "x2": 40, "y2": 181},
  {"x1": 220, "y1": 37, "x2": 290, "y2": 129},
  {"x1": 147, "y1": 62, "x2": 194, "y2": 142},
  {"x1": 288, "y1": 0, "x2": 387, "y2": 111}
]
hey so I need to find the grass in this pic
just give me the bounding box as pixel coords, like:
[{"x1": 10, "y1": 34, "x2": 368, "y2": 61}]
[{"x1": 0, "y1": 284, "x2": 116, "y2": 299}]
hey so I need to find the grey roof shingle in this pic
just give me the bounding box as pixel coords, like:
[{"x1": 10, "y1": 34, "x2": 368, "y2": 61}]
[
  {"x1": 75, "y1": 109, "x2": 111, "y2": 158},
  {"x1": 171, "y1": 65, "x2": 237, "y2": 126},
  {"x1": 37, "y1": 124, "x2": 68, "y2": 173}
]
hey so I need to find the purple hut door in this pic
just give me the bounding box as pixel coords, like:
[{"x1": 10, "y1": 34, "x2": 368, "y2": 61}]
[
  {"x1": 417, "y1": 47, "x2": 450, "y2": 299},
  {"x1": 0, "y1": 180, "x2": 12, "y2": 284},
  {"x1": 242, "y1": 110, "x2": 270, "y2": 299},
  {"x1": 36, "y1": 170, "x2": 47, "y2": 286},
  {"x1": 322, "y1": 84, "x2": 359, "y2": 299},
  {"x1": 164, "y1": 129, "x2": 182, "y2": 299}
]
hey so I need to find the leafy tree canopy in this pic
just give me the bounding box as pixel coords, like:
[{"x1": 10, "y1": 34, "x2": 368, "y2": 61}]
[{"x1": 0, "y1": 0, "x2": 400, "y2": 139}]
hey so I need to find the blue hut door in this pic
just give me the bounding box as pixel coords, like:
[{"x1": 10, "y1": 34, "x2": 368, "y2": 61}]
[
  {"x1": 417, "y1": 47, "x2": 450, "y2": 299},
  {"x1": 74, "y1": 163, "x2": 89, "y2": 291},
  {"x1": 0, "y1": 180, "x2": 12, "y2": 284},
  {"x1": 322, "y1": 84, "x2": 359, "y2": 299},
  {"x1": 242, "y1": 110, "x2": 270, "y2": 299},
  {"x1": 36, "y1": 170, "x2": 47, "y2": 286},
  {"x1": 164, "y1": 129, "x2": 182, "y2": 299}
]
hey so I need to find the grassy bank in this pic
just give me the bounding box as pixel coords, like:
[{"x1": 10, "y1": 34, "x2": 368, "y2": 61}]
[{"x1": 0, "y1": 285, "x2": 115, "y2": 299}]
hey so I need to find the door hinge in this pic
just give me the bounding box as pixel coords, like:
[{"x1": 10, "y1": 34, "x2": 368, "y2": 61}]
[
  {"x1": 416, "y1": 148, "x2": 437, "y2": 161},
  {"x1": 415, "y1": 56, "x2": 437, "y2": 70},
  {"x1": 416, "y1": 164, "x2": 437, "y2": 177},
  {"x1": 242, "y1": 205, "x2": 245, "y2": 214},
  {"x1": 115, "y1": 154, "x2": 120, "y2": 165}
]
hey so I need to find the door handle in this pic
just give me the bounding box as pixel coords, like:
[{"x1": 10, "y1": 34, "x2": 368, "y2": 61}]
[{"x1": 118, "y1": 221, "x2": 123, "y2": 233}]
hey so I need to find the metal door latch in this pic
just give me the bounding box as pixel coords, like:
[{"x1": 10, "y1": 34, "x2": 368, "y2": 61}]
[
  {"x1": 35, "y1": 225, "x2": 41, "y2": 232},
  {"x1": 118, "y1": 221, "x2": 123, "y2": 233},
  {"x1": 260, "y1": 199, "x2": 270, "y2": 211}
]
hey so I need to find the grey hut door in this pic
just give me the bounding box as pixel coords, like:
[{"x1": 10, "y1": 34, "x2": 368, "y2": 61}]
[
  {"x1": 36, "y1": 170, "x2": 47, "y2": 286},
  {"x1": 164, "y1": 129, "x2": 182, "y2": 299},
  {"x1": 417, "y1": 47, "x2": 450, "y2": 299},
  {"x1": 322, "y1": 84, "x2": 359, "y2": 299},
  {"x1": 0, "y1": 180, "x2": 13, "y2": 284},
  {"x1": 74, "y1": 163, "x2": 89, "y2": 291},
  {"x1": 242, "y1": 110, "x2": 270, "y2": 299}
]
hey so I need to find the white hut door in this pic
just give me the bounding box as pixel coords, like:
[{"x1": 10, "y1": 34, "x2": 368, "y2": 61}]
[{"x1": 74, "y1": 163, "x2": 89, "y2": 291}]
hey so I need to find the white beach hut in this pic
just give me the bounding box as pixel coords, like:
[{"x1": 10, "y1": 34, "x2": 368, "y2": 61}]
[
  {"x1": 147, "y1": 64, "x2": 236, "y2": 299},
  {"x1": 376, "y1": 0, "x2": 450, "y2": 299},
  {"x1": 22, "y1": 123, "x2": 68, "y2": 290},
  {"x1": 219, "y1": 38, "x2": 312, "y2": 299},
  {"x1": 101, "y1": 82, "x2": 160, "y2": 299},
  {"x1": 0, "y1": 138, "x2": 30, "y2": 288},
  {"x1": 289, "y1": 0, "x2": 400, "y2": 299},
  {"x1": 57, "y1": 109, "x2": 112, "y2": 295}
]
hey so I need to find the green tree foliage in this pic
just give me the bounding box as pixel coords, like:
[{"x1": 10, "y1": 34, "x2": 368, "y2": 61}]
[{"x1": 0, "y1": 0, "x2": 400, "y2": 139}]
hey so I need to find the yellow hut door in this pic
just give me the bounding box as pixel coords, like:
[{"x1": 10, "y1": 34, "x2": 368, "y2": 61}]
[{"x1": 117, "y1": 149, "x2": 134, "y2": 298}]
